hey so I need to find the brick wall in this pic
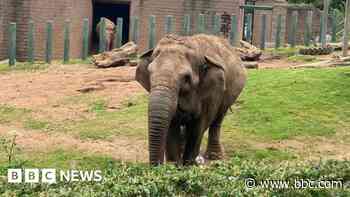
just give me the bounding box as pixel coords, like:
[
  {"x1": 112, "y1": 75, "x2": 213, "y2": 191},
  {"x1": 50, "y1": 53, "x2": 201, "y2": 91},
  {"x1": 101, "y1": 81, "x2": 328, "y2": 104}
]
[
  {"x1": 0, "y1": 0, "x2": 93, "y2": 61},
  {"x1": 252, "y1": 0, "x2": 275, "y2": 47},
  {"x1": 131, "y1": 0, "x2": 244, "y2": 52},
  {"x1": 250, "y1": 2, "x2": 327, "y2": 47},
  {"x1": 26, "y1": 0, "x2": 93, "y2": 61},
  {"x1": 0, "y1": 0, "x2": 16, "y2": 60}
]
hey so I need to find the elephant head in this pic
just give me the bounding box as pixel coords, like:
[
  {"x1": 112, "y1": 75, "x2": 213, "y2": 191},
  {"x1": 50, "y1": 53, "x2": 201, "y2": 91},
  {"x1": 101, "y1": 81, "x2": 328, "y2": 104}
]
[
  {"x1": 97, "y1": 18, "x2": 116, "y2": 51},
  {"x1": 136, "y1": 35, "x2": 227, "y2": 165}
]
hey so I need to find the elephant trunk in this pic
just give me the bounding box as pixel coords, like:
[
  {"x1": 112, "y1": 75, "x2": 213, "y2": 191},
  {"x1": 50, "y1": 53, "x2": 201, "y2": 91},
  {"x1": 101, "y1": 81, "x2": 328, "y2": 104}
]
[{"x1": 148, "y1": 87, "x2": 176, "y2": 165}]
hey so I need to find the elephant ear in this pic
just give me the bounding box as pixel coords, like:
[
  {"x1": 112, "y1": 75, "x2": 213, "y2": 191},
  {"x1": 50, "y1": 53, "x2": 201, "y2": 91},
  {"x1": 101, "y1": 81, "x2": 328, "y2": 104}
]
[
  {"x1": 198, "y1": 55, "x2": 226, "y2": 99},
  {"x1": 136, "y1": 49, "x2": 154, "y2": 92}
]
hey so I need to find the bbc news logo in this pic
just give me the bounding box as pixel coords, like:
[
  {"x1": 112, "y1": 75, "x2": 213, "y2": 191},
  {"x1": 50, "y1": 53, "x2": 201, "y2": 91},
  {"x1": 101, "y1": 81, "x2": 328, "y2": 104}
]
[{"x1": 8, "y1": 169, "x2": 103, "y2": 184}]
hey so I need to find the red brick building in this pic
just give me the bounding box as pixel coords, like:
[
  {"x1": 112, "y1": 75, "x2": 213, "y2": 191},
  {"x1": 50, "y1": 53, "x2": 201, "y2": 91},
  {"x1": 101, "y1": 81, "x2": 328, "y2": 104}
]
[
  {"x1": 0, "y1": 0, "x2": 247, "y2": 61},
  {"x1": 0, "y1": 0, "x2": 92, "y2": 61},
  {"x1": 0, "y1": 0, "x2": 325, "y2": 61}
]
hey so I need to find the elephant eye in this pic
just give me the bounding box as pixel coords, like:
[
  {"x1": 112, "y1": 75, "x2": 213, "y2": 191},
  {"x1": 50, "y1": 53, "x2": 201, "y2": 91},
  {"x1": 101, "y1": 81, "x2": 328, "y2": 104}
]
[{"x1": 183, "y1": 73, "x2": 192, "y2": 85}]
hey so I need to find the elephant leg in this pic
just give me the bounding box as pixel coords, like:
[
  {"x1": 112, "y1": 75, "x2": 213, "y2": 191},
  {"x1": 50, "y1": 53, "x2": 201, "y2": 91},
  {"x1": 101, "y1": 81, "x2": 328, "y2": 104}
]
[
  {"x1": 166, "y1": 123, "x2": 182, "y2": 164},
  {"x1": 205, "y1": 112, "x2": 225, "y2": 160},
  {"x1": 105, "y1": 40, "x2": 111, "y2": 51},
  {"x1": 183, "y1": 120, "x2": 204, "y2": 165}
]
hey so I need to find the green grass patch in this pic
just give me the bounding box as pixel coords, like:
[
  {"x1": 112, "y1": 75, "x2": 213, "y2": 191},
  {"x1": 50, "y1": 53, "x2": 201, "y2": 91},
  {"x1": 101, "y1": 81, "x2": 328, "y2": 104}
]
[
  {"x1": 265, "y1": 47, "x2": 301, "y2": 57},
  {"x1": 0, "y1": 58, "x2": 92, "y2": 74},
  {"x1": 0, "y1": 62, "x2": 49, "y2": 73},
  {"x1": 89, "y1": 100, "x2": 108, "y2": 114},
  {"x1": 0, "y1": 105, "x2": 31, "y2": 124},
  {"x1": 64, "y1": 58, "x2": 92, "y2": 65},
  {"x1": 234, "y1": 148, "x2": 296, "y2": 161},
  {"x1": 287, "y1": 55, "x2": 319, "y2": 63},
  {"x1": 71, "y1": 94, "x2": 148, "y2": 140},
  {"x1": 23, "y1": 118, "x2": 51, "y2": 130},
  {"x1": 21, "y1": 149, "x2": 115, "y2": 170},
  {"x1": 224, "y1": 67, "x2": 350, "y2": 140}
]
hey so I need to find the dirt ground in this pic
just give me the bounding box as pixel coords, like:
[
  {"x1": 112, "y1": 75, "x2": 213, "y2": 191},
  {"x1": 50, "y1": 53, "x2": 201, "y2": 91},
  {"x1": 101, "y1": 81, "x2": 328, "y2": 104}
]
[
  {"x1": 0, "y1": 65, "x2": 145, "y2": 121},
  {"x1": 0, "y1": 57, "x2": 348, "y2": 163}
]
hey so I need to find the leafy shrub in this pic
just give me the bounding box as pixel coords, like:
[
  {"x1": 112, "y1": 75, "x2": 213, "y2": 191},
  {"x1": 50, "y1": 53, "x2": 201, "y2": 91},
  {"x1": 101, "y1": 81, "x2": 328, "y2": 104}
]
[{"x1": 0, "y1": 158, "x2": 349, "y2": 196}]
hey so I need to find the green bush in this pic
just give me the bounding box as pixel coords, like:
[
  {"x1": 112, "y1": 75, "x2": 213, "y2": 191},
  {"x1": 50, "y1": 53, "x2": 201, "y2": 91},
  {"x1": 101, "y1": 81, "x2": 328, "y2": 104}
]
[{"x1": 1, "y1": 158, "x2": 349, "y2": 196}]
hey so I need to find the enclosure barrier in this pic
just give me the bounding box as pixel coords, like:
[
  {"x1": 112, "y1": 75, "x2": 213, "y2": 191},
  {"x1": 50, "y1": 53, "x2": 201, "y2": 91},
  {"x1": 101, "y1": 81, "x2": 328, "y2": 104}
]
[{"x1": 4, "y1": 9, "x2": 342, "y2": 66}]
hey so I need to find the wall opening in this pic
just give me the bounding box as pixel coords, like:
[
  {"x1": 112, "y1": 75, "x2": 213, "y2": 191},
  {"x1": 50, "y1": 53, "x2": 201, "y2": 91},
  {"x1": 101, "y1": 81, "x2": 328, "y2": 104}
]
[{"x1": 92, "y1": 1, "x2": 130, "y2": 53}]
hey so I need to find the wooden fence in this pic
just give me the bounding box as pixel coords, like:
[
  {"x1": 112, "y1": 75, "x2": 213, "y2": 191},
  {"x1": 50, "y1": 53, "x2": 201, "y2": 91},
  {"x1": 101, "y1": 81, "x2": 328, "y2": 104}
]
[{"x1": 4, "y1": 11, "x2": 341, "y2": 66}]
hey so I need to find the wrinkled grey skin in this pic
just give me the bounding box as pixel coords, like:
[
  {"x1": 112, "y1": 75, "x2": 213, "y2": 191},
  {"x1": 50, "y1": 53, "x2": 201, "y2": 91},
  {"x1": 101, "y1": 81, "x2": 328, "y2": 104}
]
[
  {"x1": 96, "y1": 18, "x2": 115, "y2": 51},
  {"x1": 136, "y1": 34, "x2": 247, "y2": 165}
]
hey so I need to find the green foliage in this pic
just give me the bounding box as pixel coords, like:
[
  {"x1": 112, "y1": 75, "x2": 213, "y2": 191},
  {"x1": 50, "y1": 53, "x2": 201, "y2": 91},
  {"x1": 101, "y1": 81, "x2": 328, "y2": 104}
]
[
  {"x1": 0, "y1": 158, "x2": 349, "y2": 196},
  {"x1": 0, "y1": 134, "x2": 19, "y2": 165},
  {"x1": 89, "y1": 100, "x2": 108, "y2": 114},
  {"x1": 287, "y1": 0, "x2": 345, "y2": 11}
]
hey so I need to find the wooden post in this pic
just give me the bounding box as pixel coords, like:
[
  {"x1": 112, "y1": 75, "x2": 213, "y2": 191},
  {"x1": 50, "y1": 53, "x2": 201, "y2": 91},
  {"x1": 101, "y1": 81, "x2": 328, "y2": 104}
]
[
  {"x1": 165, "y1": 15, "x2": 174, "y2": 34},
  {"x1": 230, "y1": 15, "x2": 238, "y2": 46},
  {"x1": 82, "y1": 18, "x2": 89, "y2": 60},
  {"x1": 290, "y1": 12, "x2": 298, "y2": 48},
  {"x1": 260, "y1": 14, "x2": 267, "y2": 50},
  {"x1": 213, "y1": 15, "x2": 221, "y2": 35},
  {"x1": 8, "y1": 23, "x2": 16, "y2": 66},
  {"x1": 321, "y1": 0, "x2": 330, "y2": 47},
  {"x1": 131, "y1": 16, "x2": 139, "y2": 44},
  {"x1": 27, "y1": 20, "x2": 35, "y2": 63},
  {"x1": 343, "y1": 0, "x2": 350, "y2": 56},
  {"x1": 319, "y1": 14, "x2": 324, "y2": 43},
  {"x1": 304, "y1": 11, "x2": 312, "y2": 46},
  {"x1": 63, "y1": 20, "x2": 70, "y2": 64},
  {"x1": 182, "y1": 14, "x2": 191, "y2": 36},
  {"x1": 148, "y1": 15, "x2": 156, "y2": 49},
  {"x1": 197, "y1": 14, "x2": 205, "y2": 34},
  {"x1": 99, "y1": 18, "x2": 106, "y2": 53},
  {"x1": 115, "y1": 17, "x2": 123, "y2": 48},
  {"x1": 246, "y1": 14, "x2": 252, "y2": 43},
  {"x1": 331, "y1": 10, "x2": 337, "y2": 42},
  {"x1": 45, "y1": 21, "x2": 53, "y2": 64},
  {"x1": 275, "y1": 15, "x2": 282, "y2": 49}
]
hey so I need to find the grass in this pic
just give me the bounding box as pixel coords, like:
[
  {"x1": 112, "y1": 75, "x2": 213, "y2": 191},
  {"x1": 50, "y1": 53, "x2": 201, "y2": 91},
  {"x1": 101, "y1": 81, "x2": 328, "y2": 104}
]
[
  {"x1": 0, "y1": 58, "x2": 92, "y2": 73},
  {"x1": 70, "y1": 94, "x2": 148, "y2": 140},
  {"x1": 23, "y1": 118, "x2": 51, "y2": 130},
  {"x1": 1, "y1": 67, "x2": 349, "y2": 142},
  {"x1": 0, "y1": 62, "x2": 49, "y2": 73},
  {"x1": 223, "y1": 67, "x2": 350, "y2": 140},
  {"x1": 0, "y1": 158, "x2": 349, "y2": 196},
  {"x1": 0, "y1": 67, "x2": 350, "y2": 196},
  {"x1": 89, "y1": 99, "x2": 108, "y2": 114},
  {"x1": 265, "y1": 47, "x2": 301, "y2": 57},
  {"x1": 0, "y1": 105, "x2": 31, "y2": 124},
  {"x1": 287, "y1": 55, "x2": 319, "y2": 63}
]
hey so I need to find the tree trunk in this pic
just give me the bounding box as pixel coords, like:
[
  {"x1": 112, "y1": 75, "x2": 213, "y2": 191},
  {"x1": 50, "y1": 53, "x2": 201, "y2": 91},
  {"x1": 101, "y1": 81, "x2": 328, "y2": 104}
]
[
  {"x1": 92, "y1": 42, "x2": 138, "y2": 68},
  {"x1": 236, "y1": 40, "x2": 262, "y2": 61}
]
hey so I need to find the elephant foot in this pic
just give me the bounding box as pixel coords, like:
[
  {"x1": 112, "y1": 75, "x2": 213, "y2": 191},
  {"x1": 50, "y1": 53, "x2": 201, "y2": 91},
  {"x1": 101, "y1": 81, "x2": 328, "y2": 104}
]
[{"x1": 204, "y1": 145, "x2": 224, "y2": 160}]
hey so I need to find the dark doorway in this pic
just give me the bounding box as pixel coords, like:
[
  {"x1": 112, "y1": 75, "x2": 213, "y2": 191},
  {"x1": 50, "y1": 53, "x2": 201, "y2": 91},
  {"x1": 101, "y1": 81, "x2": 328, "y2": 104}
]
[
  {"x1": 242, "y1": 0, "x2": 255, "y2": 43},
  {"x1": 92, "y1": 1, "x2": 130, "y2": 53}
]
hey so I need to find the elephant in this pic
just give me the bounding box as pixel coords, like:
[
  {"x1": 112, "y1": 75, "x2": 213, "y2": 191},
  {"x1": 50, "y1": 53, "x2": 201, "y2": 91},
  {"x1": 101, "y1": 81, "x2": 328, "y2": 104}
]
[
  {"x1": 136, "y1": 34, "x2": 247, "y2": 165},
  {"x1": 96, "y1": 18, "x2": 116, "y2": 51}
]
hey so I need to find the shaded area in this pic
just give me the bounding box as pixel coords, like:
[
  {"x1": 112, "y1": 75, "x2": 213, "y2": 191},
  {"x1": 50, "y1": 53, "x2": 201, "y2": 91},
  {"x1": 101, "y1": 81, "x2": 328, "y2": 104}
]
[{"x1": 92, "y1": 2, "x2": 130, "y2": 53}]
